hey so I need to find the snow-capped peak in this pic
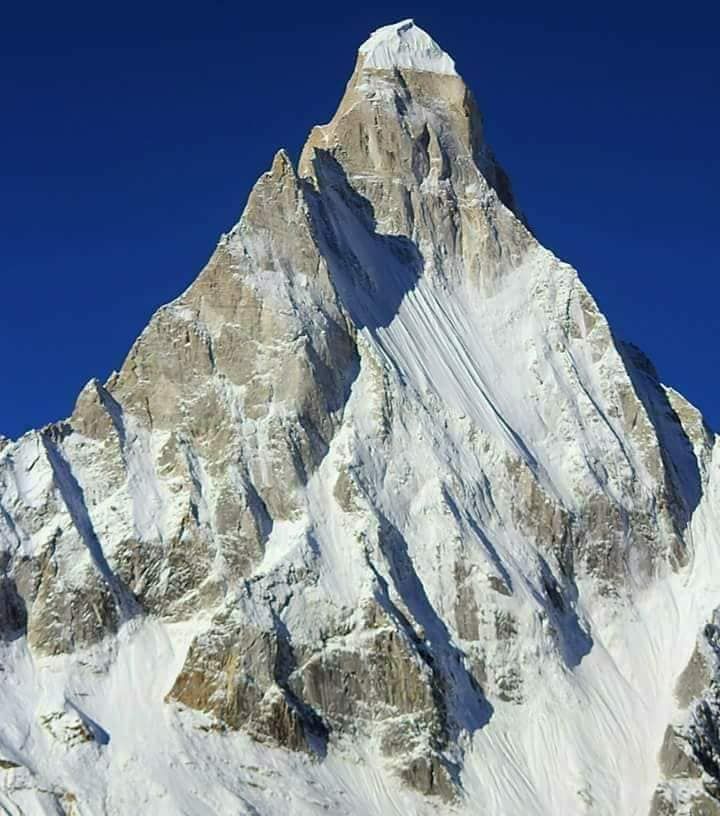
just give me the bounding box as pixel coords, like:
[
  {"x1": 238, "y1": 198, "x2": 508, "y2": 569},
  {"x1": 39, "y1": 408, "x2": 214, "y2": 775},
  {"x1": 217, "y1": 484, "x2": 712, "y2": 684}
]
[
  {"x1": 358, "y1": 19, "x2": 458, "y2": 75},
  {"x1": 2, "y1": 15, "x2": 719, "y2": 816}
]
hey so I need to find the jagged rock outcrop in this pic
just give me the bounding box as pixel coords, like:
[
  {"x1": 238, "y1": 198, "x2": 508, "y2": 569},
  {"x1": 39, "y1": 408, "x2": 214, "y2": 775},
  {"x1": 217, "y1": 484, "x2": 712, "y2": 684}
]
[
  {"x1": 0, "y1": 18, "x2": 717, "y2": 816},
  {"x1": 651, "y1": 611, "x2": 720, "y2": 815}
]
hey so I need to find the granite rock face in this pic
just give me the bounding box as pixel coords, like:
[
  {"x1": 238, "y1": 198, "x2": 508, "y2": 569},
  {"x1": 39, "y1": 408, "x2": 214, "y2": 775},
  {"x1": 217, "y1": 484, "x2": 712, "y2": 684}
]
[
  {"x1": 651, "y1": 613, "x2": 720, "y2": 815},
  {"x1": 0, "y1": 19, "x2": 718, "y2": 816}
]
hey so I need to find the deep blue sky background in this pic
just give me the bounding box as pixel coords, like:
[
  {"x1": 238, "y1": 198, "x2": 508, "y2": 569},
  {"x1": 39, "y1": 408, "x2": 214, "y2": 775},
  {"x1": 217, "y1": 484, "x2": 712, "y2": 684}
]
[{"x1": 1, "y1": 0, "x2": 718, "y2": 438}]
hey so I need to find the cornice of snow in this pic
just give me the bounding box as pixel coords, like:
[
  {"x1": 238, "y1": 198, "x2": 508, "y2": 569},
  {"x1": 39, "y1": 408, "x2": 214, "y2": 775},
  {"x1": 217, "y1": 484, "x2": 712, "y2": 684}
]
[{"x1": 358, "y1": 19, "x2": 458, "y2": 75}]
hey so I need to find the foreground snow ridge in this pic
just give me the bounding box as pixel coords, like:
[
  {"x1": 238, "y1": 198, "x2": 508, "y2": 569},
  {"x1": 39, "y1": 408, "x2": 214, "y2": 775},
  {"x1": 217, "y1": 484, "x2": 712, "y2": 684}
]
[{"x1": 0, "y1": 19, "x2": 718, "y2": 816}]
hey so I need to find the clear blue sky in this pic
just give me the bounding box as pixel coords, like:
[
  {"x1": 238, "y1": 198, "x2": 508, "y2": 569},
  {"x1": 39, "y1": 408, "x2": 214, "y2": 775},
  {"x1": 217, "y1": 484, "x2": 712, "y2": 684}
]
[{"x1": 1, "y1": 0, "x2": 718, "y2": 438}]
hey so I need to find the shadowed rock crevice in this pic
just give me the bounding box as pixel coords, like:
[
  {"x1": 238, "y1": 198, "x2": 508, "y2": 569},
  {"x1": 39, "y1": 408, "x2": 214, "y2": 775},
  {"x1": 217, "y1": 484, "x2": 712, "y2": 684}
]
[
  {"x1": 40, "y1": 431, "x2": 139, "y2": 624},
  {"x1": 619, "y1": 342, "x2": 702, "y2": 534},
  {"x1": 373, "y1": 511, "x2": 494, "y2": 735},
  {"x1": 269, "y1": 609, "x2": 330, "y2": 758},
  {"x1": 365, "y1": 561, "x2": 463, "y2": 795},
  {"x1": 446, "y1": 491, "x2": 514, "y2": 595},
  {"x1": 0, "y1": 568, "x2": 27, "y2": 640},
  {"x1": 536, "y1": 555, "x2": 593, "y2": 669},
  {"x1": 168, "y1": 610, "x2": 329, "y2": 757},
  {"x1": 447, "y1": 483, "x2": 591, "y2": 668},
  {"x1": 305, "y1": 150, "x2": 424, "y2": 331}
]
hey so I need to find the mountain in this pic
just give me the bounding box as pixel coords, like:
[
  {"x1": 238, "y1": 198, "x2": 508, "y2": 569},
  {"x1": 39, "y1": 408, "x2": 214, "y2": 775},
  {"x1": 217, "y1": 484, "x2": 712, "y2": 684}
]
[{"x1": 1, "y1": 19, "x2": 718, "y2": 816}]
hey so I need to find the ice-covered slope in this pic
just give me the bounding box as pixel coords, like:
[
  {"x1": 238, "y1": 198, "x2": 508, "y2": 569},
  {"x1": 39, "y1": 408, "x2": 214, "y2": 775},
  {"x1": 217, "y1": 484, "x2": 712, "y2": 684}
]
[
  {"x1": 1, "y1": 20, "x2": 718, "y2": 816},
  {"x1": 359, "y1": 19, "x2": 457, "y2": 75}
]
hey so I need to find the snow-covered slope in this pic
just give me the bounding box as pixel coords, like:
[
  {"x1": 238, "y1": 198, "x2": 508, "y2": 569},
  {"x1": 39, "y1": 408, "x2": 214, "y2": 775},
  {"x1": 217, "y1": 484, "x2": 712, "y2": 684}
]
[
  {"x1": 359, "y1": 19, "x2": 457, "y2": 75},
  {"x1": 1, "y1": 20, "x2": 718, "y2": 816}
]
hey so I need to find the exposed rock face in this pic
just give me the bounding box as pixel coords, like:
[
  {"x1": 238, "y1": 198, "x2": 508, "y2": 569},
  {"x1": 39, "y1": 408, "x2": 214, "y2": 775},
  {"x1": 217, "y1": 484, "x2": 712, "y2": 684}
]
[
  {"x1": 651, "y1": 613, "x2": 720, "y2": 814},
  {"x1": 0, "y1": 18, "x2": 718, "y2": 816}
]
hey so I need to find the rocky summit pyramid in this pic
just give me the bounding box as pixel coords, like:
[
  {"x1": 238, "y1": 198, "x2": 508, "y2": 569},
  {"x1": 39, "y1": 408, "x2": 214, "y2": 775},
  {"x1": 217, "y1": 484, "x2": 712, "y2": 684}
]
[{"x1": 1, "y1": 19, "x2": 718, "y2": 816}]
